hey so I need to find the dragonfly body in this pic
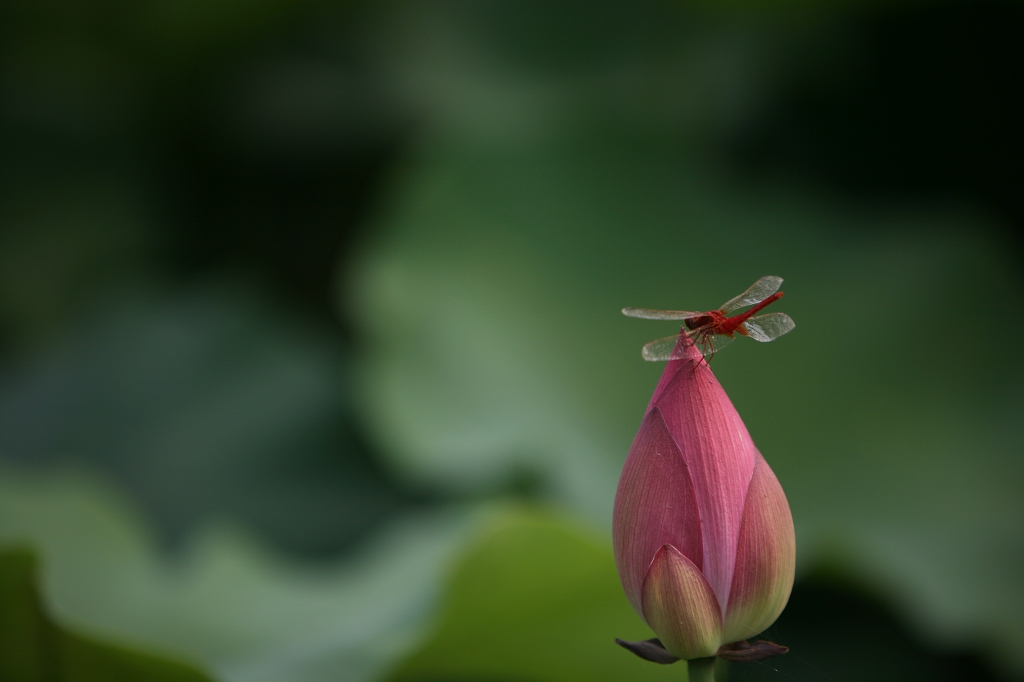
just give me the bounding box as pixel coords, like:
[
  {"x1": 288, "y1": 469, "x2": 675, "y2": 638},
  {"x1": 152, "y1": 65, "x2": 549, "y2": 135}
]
[
  {"x1": 623, "y1": 278, "x2": 794, "y2": 362},
  {"x1": 690, "y1": 291, "x2": 784, "y2": 336}
]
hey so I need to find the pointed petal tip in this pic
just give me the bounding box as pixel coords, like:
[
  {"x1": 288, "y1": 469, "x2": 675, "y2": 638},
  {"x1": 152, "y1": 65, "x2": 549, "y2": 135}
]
[
  {"x1": 640, "y1": 544, "x2": 723, "y2": 661},
  {"x1": 613, "y1": 409, "x2": 702, "y2": 618},
  {"x1": 723, "y1": 454, "x2": 795, "y2": 642}
]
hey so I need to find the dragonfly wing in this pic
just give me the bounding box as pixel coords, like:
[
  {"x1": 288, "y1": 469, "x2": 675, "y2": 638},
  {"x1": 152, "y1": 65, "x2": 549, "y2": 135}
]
[
  {"x1": 622, "y1": 307, "x2": 703, "y2": 320},
  {"x1": 742, "y1": 312, "x2": 795, "y2": 342},
  {"x1": 641, "y1": 329, "x2": 737, "y2": 361},
  {"x1": 718, "y1": 276, "x2": 783, "y2": 314},
  {"x1": 694, "y1": 331, "x2": 736, "y2": 358},
  {"x1": 641, "y1": 333, "x2": 689, "y2": 361}
]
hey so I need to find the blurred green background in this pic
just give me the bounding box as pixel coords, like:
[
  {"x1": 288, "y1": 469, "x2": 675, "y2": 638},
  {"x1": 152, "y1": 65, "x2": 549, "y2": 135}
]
[{"x1": 1, "y1": 1, "x2": 1023, "y2": 681}]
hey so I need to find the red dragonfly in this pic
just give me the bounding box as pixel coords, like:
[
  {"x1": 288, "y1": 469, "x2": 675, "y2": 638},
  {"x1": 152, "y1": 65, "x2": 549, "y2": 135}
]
[{"x1": 622, "y1": 276, "x2": 795, "y2": 362}]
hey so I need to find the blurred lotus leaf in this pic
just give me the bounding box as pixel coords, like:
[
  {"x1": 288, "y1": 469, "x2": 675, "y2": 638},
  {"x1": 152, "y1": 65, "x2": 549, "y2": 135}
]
[
  {"x1": 385, "y1": 506, "x2": 680, "y2": 682},
  {"x1": 0, "y1": 285, "x2": 412, "y2": 556},
  {"x1": 0, "y1": 546, "x2": 212, "y2": 682},
  {"x1": 0, "y1": 467, "x2": 473, "y2": 682}
]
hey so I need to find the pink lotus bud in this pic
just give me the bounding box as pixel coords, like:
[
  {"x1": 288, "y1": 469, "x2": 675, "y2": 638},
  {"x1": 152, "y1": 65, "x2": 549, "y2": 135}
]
[{"x1": 613, "y1": 335, "x2": 795, "y2": 661}]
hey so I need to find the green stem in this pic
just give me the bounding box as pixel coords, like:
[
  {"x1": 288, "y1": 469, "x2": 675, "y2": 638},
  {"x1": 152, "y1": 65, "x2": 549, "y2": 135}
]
[{"x1": 686, "y1": 657, "x2": 716, "y2": 682}]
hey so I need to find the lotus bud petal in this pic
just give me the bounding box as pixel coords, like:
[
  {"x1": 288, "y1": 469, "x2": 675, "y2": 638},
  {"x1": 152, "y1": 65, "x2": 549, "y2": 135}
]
[
  {"x1": 613, "y1": 335, "x2": 795, "y2": 660},
  {"x1": 641, "y1": 544, "x2": 723, "y2": 660}
]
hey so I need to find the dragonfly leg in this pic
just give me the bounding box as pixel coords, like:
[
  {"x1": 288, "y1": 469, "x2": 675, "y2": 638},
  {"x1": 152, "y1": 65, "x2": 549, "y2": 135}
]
[{"x1": 689, "y1": 330, "x2": 713, "y2": 373}]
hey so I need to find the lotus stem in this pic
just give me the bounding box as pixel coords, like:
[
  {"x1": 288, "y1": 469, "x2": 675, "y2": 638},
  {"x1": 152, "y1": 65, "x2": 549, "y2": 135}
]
[{"x1": 686, "y1": 657, "x2": 716, "y2": 682}]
